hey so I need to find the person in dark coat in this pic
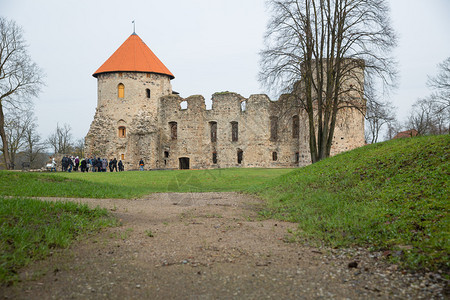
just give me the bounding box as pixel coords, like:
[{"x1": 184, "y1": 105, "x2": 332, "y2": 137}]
[
  {"x1": 118, "y1": 160, "x2": 124, "y2": 172},
  {"x1": 80, "y1": 159, "x2": 87, "y2": 172},
  {"x1": 112, "y1": 158, "x2": 118, "y2": 172}
]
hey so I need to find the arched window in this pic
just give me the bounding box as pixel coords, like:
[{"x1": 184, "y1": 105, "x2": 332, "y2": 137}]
[
  {"x1": 118, "y1": 83, "x2": 125, "y2": 98},
  {"x1": 118, "y1": 126, "x2": 126, "y2": 138},
  {"x1": 146, "y1": 88, "x2": 151, "y2": 99}
]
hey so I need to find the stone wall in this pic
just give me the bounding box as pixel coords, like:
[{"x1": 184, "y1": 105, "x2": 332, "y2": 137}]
[{"x1": 85, "y1": 70, "x2": 366, "y2": 170}]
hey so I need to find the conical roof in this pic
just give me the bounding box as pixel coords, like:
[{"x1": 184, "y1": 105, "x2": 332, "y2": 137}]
[{"x1": 93, "y1": 33, "x2": 174, "y2": 79}]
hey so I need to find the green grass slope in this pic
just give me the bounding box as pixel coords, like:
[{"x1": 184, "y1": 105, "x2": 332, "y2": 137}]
[
  {"x1": 249, "y1": 135, "x2": 449, "y2": 271},
  {"x1": 0, "y1": 168, "x2": 293, "y2": 199}
]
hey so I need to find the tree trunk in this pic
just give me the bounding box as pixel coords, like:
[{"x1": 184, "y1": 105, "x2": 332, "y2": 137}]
[{"x1": 0, "y1": 103, "x2": 11, "y2": 169}]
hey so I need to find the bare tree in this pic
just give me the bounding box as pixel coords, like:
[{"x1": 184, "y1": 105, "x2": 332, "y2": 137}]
[
  {"x1": 365, "y1": 100, "x2": 396, "y2": 143},
  {"x1": 260, "y1": 0, "x2": 397, "y2": 163},
  {"x1": 0, "y1": 17, "x2": 44, "y2": 169},
  {"x1": 0, "y1": 107, "x2": 34, "y2": 169},
  {"x1": 47, "y1": 123, "x2": 74, "y2": 155},
  {"x1": 72, "y1": 138, "x2": 85, "y2": 158},
  {"x1": 23, "y1": 121, "x2": 47, "y2": 168},
  {"x1": 407, "y1": 97, "x2": 449, "y2": 136},
  {"x1": 427, "y1": 57, "x2": 450, "y2": 110},
  {"x1": 384, "y1": 119, "x2": 402, "y2": 140}
]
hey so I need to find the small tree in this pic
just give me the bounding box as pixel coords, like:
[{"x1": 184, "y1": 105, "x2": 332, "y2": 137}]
[
  {"x1": 23, "y1": 122, "x2": 47, "y2": 168},
  {"x1": 47, "y1": 123, "x2": 74, "y2": 155},
  {"x1": 407, "y1": 97, "x2": 449, "y2": 135},
  {"x1": 365, "y1": 100, "x2": 396, "y2": 143},
  {"x1": 0, "y1": 17, "x2": 44, "y2": 169}
]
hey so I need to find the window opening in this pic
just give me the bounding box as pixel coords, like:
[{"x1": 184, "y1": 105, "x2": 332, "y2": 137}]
[
  {"x1": 121, "y1": 154, "x2": 125, "y2": 160},
  {"x1": 164, "y1": 151, "x2": 169, "y2": 158},
  {"x1": 212, "y1": 152, "x2": 217, "y2": 164},
  {"x1": 292, "y1": 115, "x2": 299, "y2": 138},
  {"x1": 118, "y1": 83, "x2": 124, "y2": 98},
  {"x1": 169, "y1": 122, "x2": 177, "y2": 140},
  {"x1": 231, "y1": 121, "x2": 238, "y2": 142},
  {"x1": 118, "y1": 126, "x2": 126, "y2": 138},
  {"x1": 237, "y1": 149, "x2": 243, "y2": 164},
  {"x1": 270, "y1": 116, "x2": 278, "y2": 141},
  {"x1": 210, "y1": 121, "x2": 217, "y2": 142},
  {"x1": 272, "y1": 152, "x2": 278, "y2": 161},
  {"x1": 240, "y1": 101, "x2": 247, "y2": 112},
  {"x1": 146, "y1": 88, "x2": 151, "y2": 99},
  {"x1": 295, "y1": 152, "x2": 300, "y2": 163}
]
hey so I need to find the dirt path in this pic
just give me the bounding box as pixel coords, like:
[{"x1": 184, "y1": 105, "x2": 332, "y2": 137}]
[{"x1": 1, "y1": 193, "x2": 447, "y2": 299}]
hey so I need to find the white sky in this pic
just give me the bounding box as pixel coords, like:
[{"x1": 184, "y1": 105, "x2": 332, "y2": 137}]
[{"x1": 2, "y1": 0, "x2": 450, "y2": 140}]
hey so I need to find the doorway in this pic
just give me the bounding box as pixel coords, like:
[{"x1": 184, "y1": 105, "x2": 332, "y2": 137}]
[{"x1": 179, "y1": 157, "x2": 190, "y2": 170}]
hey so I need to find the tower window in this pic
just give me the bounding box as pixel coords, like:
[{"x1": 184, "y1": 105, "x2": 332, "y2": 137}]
[
  {"x1": 169, "y1": 122, "x2": 177, "y2": 140},
  {"x1": 293, "y1": 115, "x2": 299, "y2": 138},
  {"x1": 118, "y1": 83, "x2": 125, "y2": 98},
  {"x1": 146, "y1": 88, "x2": 151, "y2": 99},
  {"x1": 231, "y1": 121, "x2": 238, "y2": 142},
  {"x1": 295, "y1": 152, "x2": 300, "y2": 163},
  {"x1": 164, "y1": 151, "x2": 169, "y2": 158},
  {"x1": 212, "y1": 152, "x2": 217, "y2": 164},
  {"x1": 270, "y1": 116, "x2": 278, "y2": 141},
  {"x1": 210, "y1": 121, "x2": 217, "y2": 142},
  {"x1": 118, "y1": 126, "x2": 126, "y2": 138}
]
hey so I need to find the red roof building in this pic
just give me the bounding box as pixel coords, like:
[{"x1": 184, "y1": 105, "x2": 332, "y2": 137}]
[
  {"x1": 93, "y1": 33, "x2": 174, "y2": 79},
  {"x1": 393, "y1": 129, "x2": 419, "y2": 139}
]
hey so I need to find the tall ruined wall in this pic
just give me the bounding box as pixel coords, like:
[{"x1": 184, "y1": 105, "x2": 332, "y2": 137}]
[{"x1": 157, "y1": 92, "x2": 304, "y2": 169}]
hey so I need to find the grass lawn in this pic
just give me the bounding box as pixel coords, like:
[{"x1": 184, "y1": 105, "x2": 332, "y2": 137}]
[
  {"x1": 249, "y1": 135, "x2": 449, "y2": 272},
  {"x1": 0, "y1": 168, "x2": 294, "y2": 199},
  {"x1": 0, "y1": 136, "x2": 448, "y2": 277}
]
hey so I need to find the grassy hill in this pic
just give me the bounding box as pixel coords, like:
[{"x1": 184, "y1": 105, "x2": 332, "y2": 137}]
[{"x1": 249, "y1": 135, "x2": 449, "y2": 271}]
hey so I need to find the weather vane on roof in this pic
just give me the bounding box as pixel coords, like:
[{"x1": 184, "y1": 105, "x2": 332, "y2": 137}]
[{"x1": 132, "y1": 20, "x2": 136, "y2": 34}]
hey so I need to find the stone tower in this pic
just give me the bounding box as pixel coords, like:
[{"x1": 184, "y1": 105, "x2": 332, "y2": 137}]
[{"x1": 85, "y1": 33, "x2": 174, "y2": 169}]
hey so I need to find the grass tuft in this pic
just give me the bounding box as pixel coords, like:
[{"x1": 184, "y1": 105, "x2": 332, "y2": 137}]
[{"x1": 0, "y1": 197, "x2": 117, "y2": 284}]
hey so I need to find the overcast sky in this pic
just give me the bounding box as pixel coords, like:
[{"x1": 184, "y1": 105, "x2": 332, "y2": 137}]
[{"x1": 2, "y1": 0, "x2": 450, "y2": 140}]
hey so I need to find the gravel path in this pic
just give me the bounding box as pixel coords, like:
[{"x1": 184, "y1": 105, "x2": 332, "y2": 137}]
[{"x1": 1, "y1": 193, "x2": 447, "y2": 299}]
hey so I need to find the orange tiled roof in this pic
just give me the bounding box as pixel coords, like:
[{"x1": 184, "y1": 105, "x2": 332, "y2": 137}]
[{"x1": 93, "y1": 33, "x2": 174, "y2": 79}]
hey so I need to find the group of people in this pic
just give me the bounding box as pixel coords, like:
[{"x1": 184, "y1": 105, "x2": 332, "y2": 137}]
[{"x1": 57, "y1": 156, "x2": 124, "y2": 172}]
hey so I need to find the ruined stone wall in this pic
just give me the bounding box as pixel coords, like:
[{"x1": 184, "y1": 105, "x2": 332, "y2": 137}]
[
  {"x1": 157, "y1": 92, "x2": 302, "y2": 169},
  {"x1": 85, "y1": 67, "x2": 366, "y2": 170}
]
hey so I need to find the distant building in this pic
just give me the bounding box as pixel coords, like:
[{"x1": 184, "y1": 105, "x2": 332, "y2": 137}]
[
  {"x1": 85, "y1": 33, "x2": 366, "y2": 170},
  {"x1": 393, "y1": 129, "x2": 419, "y2": 139}
]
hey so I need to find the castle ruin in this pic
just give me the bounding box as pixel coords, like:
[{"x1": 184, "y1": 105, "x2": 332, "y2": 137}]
[{"x1": 85, "y1": 33, "x2": 365, "y2": 170}]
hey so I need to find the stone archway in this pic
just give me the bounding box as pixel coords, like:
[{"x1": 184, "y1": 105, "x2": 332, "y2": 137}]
[{"x1": 179, "y1": 157, "x2": 190, "y2": 170}]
